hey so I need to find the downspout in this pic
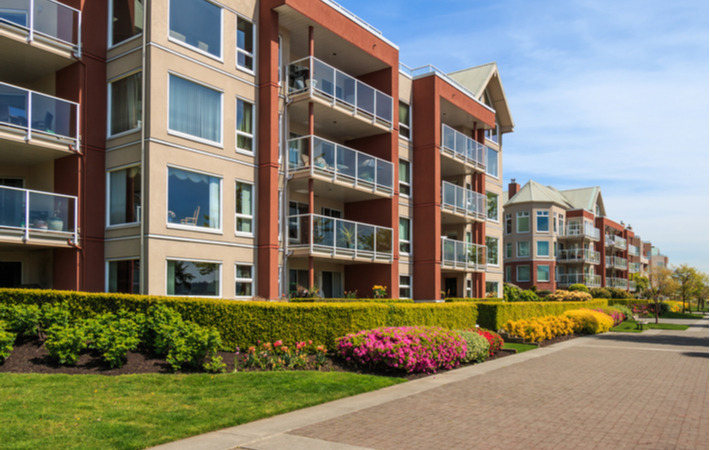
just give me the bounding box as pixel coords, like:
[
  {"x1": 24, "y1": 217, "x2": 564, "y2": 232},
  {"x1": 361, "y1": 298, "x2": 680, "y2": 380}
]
[
  {"x1": 282, "y1": 95, "x2": 293, "y2": 298},
  {"x1": 139, "y1": 0, "x2": 148, "y2": 294}
]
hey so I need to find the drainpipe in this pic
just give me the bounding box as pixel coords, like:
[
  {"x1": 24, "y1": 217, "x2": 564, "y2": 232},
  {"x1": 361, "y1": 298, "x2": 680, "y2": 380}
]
[
  {"x1": 282, "y1": 96, "x2": 292, "y2": 298},
  {"x1": 139, "y1": 0, "x2": 148, "y2": 294}
]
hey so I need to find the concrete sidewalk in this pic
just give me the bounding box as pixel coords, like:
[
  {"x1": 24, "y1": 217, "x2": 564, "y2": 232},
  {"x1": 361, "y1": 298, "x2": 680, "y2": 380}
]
[{"x1": 151, "y1": 317, "x2": 709, "y2": 450}]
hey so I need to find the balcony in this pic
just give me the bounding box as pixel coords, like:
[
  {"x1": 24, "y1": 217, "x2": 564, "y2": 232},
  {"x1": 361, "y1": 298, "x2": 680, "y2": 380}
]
[
  {"x1": 640, "y1": 254, "x2": 649, "y2": 265},
  {"x1": 0, "y1": 82, "x2": 79, "y2": 165},
  {"x1": 628, "y1": 245, "x2": 640, "y2": 257},
  {"x1": 629, "y1": 262, "x2": 640, "y2": 274},
  {"x1": 287, "y1": 135, "x2": 393, "y2": 202},
  {"x1": 557, "y1": 273, "x2": 601, "y2": 288},
  {"x1": 605, "y1": 256, "x2": 628, "y2": 270},
  {"x1": 557, "y1": 249, "x2": 600, "y2": 265},
  {"x1": 441, "y1": 181, "x2": 486, "y2": 224},
  {"x1": 0, "y1": 0, "x2": 81, "y2": 84},
  {"x1": 607, "y1": 277, "x2": 628, "y2": 290},
  {"x1": 441, "y1": 237, "x2": 486, "y2": 272},
  {"x1": 0, "y1": 185, "x2": 77, "y2": 247},
  {"x1": 440, "y1": 124, "x2": 486, "y2": 176},
  {"x1": 559, "y1": 224, "x2": 600, "y2": 241},
  {"x1": 287, "y1": 56, "x2": 393, "y2": 139},
  {"x1": 288, "y1": 214, "x2": 393, "y2": 263},
  {"x1": 605, "y1": 235, "x2": 627, "y2": 250}
]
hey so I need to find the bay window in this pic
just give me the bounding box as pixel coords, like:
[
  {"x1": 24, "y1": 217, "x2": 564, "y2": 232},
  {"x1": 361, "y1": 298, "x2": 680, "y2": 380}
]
[
  {"x1": 537, "y1": 210, "x2": 550, "y2": 232},
  {"x1": 486, "y1": 147, "x2": 498, "y2": 178},
  {"x1": 516, "y1": 211, "x2": 530, "y2": 233},
  {"x1": 487, "y1": 192, "x2": 498, "y2": 221},
  {"x1": 110, "y1": 0, "x2": 144, "y2": 47},
  {"x1": 235, "y1": 264, "x2": 253, "y2": 297},
  {"x1": 169, "y1": 74, "x2": 222, "y2": 144},
  {"x1": 107, "y1": 259, "x2": 140, "y2": 294},
  {"x1": 167, "y1": 167, "x2": 221, "y2": 230}
]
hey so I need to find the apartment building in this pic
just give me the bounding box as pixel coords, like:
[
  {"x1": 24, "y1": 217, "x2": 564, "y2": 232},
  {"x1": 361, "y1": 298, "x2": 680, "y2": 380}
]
[
  {"x1": 0, "y1": 0, "x2": 513, "y2": 300},
  {"x1": 503, "y1": 179, "x2": 640, "y2": 293}
]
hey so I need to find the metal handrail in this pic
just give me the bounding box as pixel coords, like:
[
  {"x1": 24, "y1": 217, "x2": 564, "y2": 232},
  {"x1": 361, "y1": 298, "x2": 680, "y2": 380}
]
[
  {"x1": 0, "y1": 0, "x2": 81, "y2": 56},
  {"x1": 561, "y1": 224, "x2": 601, "y2": 240},
  {"x1": 605, "y1": 235, "x2": 627, "y2": 250},
  {"x1": 558, "y1": 249, "x2": 600, "y2": 264},
  {"x1": 0, "y1": 185, "x2": 77, "y2": 244},
  {"x1": 607, "y1": 277, "x2": 629, "y2": 289},
  {"x1": 440, "y1": 237, "x2": 487, "y2": 271},
  {"x1": 441, "y1": 181, "x2": 487, "y2": 221},
  {"x1": 557, "y1": 273, "x2": 601, "y2": 287},
  {"x1": 440, "y1": 124, "x2": 487, "y2": 170},
  {"x1": 605, "y1": 256, "x2": 628, "y2": 270}
]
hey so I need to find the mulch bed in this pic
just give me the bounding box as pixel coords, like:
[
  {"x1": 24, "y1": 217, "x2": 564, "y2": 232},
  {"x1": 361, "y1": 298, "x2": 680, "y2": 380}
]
[{"x1": 0, "y1": 336, "x2": 517, "y2": 380}]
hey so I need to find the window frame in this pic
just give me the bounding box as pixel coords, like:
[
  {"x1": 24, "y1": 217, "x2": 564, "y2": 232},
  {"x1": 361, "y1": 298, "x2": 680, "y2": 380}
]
[
  {"x1": 165, "y1": 258, "x2": 222, "y2": 297},
  {"x1": 236, "y1": 16, "x2": 256, "y2": 74},
  {"x1": 486, "y1": 236, "x2": 499, "y2": 266},
  {"x1": 537, "y1": 265, "x2": 551, "y2": 283},
  {"x1": 399, "y1": 217, "x2": 411, "y2": 255},
  {"x1": 399, "y1": 159, "x2": 411, "y2": 198},
  {"x1": 106, "y1": 163, "x2": 142, "y2": 229},
  {"x1": 537, "y1": 240, "x2": 550, "y2": 258},
  {"x1": 108, "y1": 0, "x2": 143, "y2": 49},
  {"x1": 235, "y1": 263, "x2": 254, "y2": 299},
  {"x1": 485, "y1": 280, "x2": 499, "y2": 297},
  {"x1": 466, "y1": 278, "x2": 473, "y2": 298},
  {"x1": 166, "y1": 165, "x2": 224, "y2": 234},
  {"x1": 505, "y1": 266, "x2": 512, "y2": 282},
  {"x1": 517, "y1": 241, "x2": 530, "y2": 258},
  {"x1": 167, "y1": 0, "x2": 224, "y2": 62},
  {"x1": 505, "y1": 242, "x2": 512, "y2": 259},
  {"x1": 485, "y1": 146, "x2": 499, "y2": 178},
  {"x1": 517, "y1": 265, "x2": 530, "y2": 283},
  {"x1": 516, "y1": 211, "x2": 530, "y2": 233},
  {"x1": 105, "y1": 257, "x2": 141, "y2": 294},
  {"x1": 505, "y1": 213, "x2": 512, "y2": 235},
  {"x1": 235, "y1": 180, "x2": 254, "y2": 237},
  {"x1": 107, "y1": 69, "x2": 142, "y2": 139},
  {"x1": 486, "y1": 191, "x2": 499, "y2": 222},
  {"x1": 236, "y1": 96, "x2": 255, "y2": 155},
  {"x1": 399, "y1": 275, "x2": 412, "y2": 299},
  {"x1": 536, "y1": 210, "x2": 550, "y2": 233},
  {"x1": 398, "y1": 100, "x2": 411, "y2": 140},
  {"x1": 167, "y1": 72, "x2": 224, "y2": 147}
]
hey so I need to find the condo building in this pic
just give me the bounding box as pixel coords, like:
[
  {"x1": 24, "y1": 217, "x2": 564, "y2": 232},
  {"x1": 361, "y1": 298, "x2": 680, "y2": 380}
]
[{"x1": 0, "y1": 0, "x2": 513, "y2": 300}]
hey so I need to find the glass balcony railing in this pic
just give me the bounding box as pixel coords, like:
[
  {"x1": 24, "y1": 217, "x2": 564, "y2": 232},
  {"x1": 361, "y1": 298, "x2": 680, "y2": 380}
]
[
  {"x1": 557, "y1": 273, "x2": 601, "y2": 288},
  {"x1": 441, "y1": 237, "x2": 487, "y2": 271},
  {"x1": 608, "y1": 277, "x2": 628, "y2": 290},
  {"x1": 560, "y1": 224, "x2": 601, "y2": 241},
  {"x1": 288, "y1": 135, "x2": 393, "y2": 195},
  {"x1": 605, "y1": 235, "x2": 627, "y2": 250},
  {"x1": 629, "y1": 262, "x2": 640, "y2": 274},
  {"x1": 605, "y1": 256, "x2": 628, "y2": 270},
  {"x1": 440, "y1": 124, "x2": 487, "y2": 171},
  {"x1": 288, "y1": 213, "x2": 393, "y2": 261},
  {"x1": 0, "y1": 0, "x2": 81, "y2": 54},
  {"x1": 0, "y1": 82, "x2": 79, "y2": 148},
  {"x1": 0, "y1": 185, "x2": 77, "y2": 244},
  {"x1": 287, "y1": 56, "x2": 393, "y2": 127},
  {"x1": 441, "y1": 181, "x2": 486, "y2": 221},
  {"x1": 628, "y1": 245, "x2": 640, "y2": 256},
  {"x1": 557, "y1": 249, "x2": 600, "y2": 264},
  {"x1": 640, "y1": 254, "x2": 649, "y2": 264}
]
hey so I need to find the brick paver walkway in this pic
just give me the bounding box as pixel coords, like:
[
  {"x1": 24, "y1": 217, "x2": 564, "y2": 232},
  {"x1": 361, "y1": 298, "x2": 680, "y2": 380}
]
[{"x1": 290, "y1": 328, "x2": 709, "y2": 450}]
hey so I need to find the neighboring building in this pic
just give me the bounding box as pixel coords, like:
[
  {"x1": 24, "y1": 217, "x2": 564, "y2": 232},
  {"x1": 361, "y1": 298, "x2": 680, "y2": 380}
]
[
  {"x1": 0, "y1": 0, "x2": 514, "y2": 300},
  {"x1": 650, "y1": 246, "x2": 669, "y2": 269}
]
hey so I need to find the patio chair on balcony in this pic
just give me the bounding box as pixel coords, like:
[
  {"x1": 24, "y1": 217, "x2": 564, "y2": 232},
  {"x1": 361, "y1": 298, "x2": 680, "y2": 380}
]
[
  {"x1": 33, "y1": 112, "x2": 54, "y2": 134},
  {"x1": 181, "y1": 206, "x2": 200, "y2": 226}
]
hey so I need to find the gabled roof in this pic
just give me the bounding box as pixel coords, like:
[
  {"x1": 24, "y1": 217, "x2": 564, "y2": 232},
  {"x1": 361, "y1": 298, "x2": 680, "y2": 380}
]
[
  {"x1": 505, "y1": 180, "x2": 572, "y2": 209},
  {"x1": 559, "y1": 187, "x2": 606, "y2": 216},
  {"x1": 448, "y1": 62, "x2": 515, "y2": 133}
]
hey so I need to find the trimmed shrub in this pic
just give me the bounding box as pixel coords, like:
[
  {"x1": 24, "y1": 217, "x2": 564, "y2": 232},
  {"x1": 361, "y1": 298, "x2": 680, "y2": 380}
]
[
  {"x1": 608, "y1": 299, "x2": 653, "y2": 308},
  {"x1": 456, "y1": 330, "x2": 489, "y2": 363},
  {"x1": 475, "y1": 299, "x2": 609, "y2": 331},
  {"x1": 568, "y1": 284, "x2": 590, "y2": 293},
  {"x1": 590, "y1": 288, "x2": 611, "y2": 299},
  {"x1": 0, "y1": 321, "x2": 15, "y2": 362},
  {"x1": 547, "y1": 290, "x2": 593, "y2": 302},
  {"x1": 519, "y1": 290, "x2": 540, "y2": 302},
  {"x1": 504, "y1": 283, "x2": 522, "y2": 302},
  {"x1": 563, "y1": 309, "x2": 614, "y2": 334},
  {"x1": 504, "y1": 315, "x2": 575, "y2": 342},
  {"x1": 0, "y1": 302, "x2": 71, "y2": 340},
  {"x1": 475, "y1": 328, "x2": 504, "y2": 355},
  {"x1": 537, "y1": 290, "x2": 552, "y2": 299},
  {"x1": 337, "y1": 326, "x2": 467, "y2": 374},
  {"x1": 445, "y1": 298, "x2": 503, "y2": 302},
  {"x1": 608, "y1": 288, "x2": 633, "y2": 299},
  {"x1": 45, "y1": 324, "x2": 87, "y2": 365},
  {"x1": 85, "y1": 313, "x2": 142, "y2": 369},
  {"x1": 289, "y1": 298, "x2": 414, "y2": 303}
]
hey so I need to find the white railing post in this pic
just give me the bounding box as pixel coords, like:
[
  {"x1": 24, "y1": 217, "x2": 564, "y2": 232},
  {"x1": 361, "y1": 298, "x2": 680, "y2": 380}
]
[
  {"x1": 373, "y1": 157, "x2": 378, "y2": 192},
  {"x1": 24, "y1": 190, "x2": 30, "y2": 242},
  {"x1": 309, "y1": 215, "x2": 313, "y2": 254},
  {"x1": 373, "y1": 226, "x2": 377, "y2": 259},
  {"x1": 73, "y1": 196, "x2": 78, "y2": 244},
  {"x1": 74, "y1": 102, "x2": 80, "y2": 150},
  {"x1": 76, "y1": 7, "x2": 82, "y2": 58},
  {"x1": 333, "y1": 218, "x2": 337, "y2": 256},
  {"x1": 28, "y1": 0, "x2": 35, "y2": 43},
  {"x1": 308, "y1": 57, "x2": 314, "y2": 97},
  {"x1": 309, "y1": 136, "x2": 314, "y2": 177},
  {"x1": 25, "y1": 91, "x2": 32, "y2": 142}
]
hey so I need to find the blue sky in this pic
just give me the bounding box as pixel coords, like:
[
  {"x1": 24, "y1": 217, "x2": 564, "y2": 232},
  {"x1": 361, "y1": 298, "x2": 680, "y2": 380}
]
[{"x1": 337, "y1": 0, "x2": 710, "y2": 272}]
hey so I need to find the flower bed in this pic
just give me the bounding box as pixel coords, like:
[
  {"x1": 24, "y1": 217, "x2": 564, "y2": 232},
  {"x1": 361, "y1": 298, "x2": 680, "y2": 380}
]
[
  {"x1": 562, "y1": 309, "x2": 614, "y2": 334},
  {"x1": 591, "y1": 307, "x2": 625, "y2": 326},
  {"x1": 503, "y1": 315, "x2": 575, "y2": 343}
]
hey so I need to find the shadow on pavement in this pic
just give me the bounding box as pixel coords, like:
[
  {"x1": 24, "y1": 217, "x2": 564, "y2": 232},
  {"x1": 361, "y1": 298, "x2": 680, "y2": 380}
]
[
  {"x1": 595, "y1": 333, "x2": 709, "y2": 348},
  {"x1": 682, "y1": 352, "x2": 709, "y2": 358}
]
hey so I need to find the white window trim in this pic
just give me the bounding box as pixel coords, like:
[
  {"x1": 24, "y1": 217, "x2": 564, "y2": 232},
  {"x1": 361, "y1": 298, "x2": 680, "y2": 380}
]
[
  {"x1": 104, "y1": 257, "x2": 140, "y2": 293},
  {"x1": 486, "y1": 191, "x2": 499, "y2": 222},
  {"x1": 167, "y1": 0, "x2": 224, "y2": 63},
  {"x1": 106, "y1": 163, "x2": 142, "y2": 229},
  {"x1": 166, "y1": 164, "x2": 224, "y2": 235},
  {"x1": 536, "y1": 240, "x2": 550, "y2": 258},
  {"x1": 399, "y1": 217, "x2": 411, "y2": 256},
  {"x1": 235, "y1": 263, "x2": 254, "y2": 299},
  {"x1": 107, "y1": 0, "x2": 143, "y2": 49},
  {"x1": 516, "y1": 265, "x2": 530, "y2": 283},
  {"x1": 536, "y1": 210, "x2": 550, "y2": 233},
  {"x1": 505, "y1": 266, "x2": 512, "y2": 283},
  {"x1": 516, "y1": 211, "x2": 530, "y2": 234},
  {"x1": 236, "y1": 16, "x2": 256, "y2": 75},
  {"x1": 235, "y1": 180, "x2": 254, "y2": 237},
  {"x1": 486, "y1": 147, "x2": 499, "y2": 179},
  {"x1": 505, "y1": 242, "x2": 512, "y2": 259},
  {"x1": 537, "y1": 265, "x2": 551, "y2": 283},
  {"x1": 486, "y1": 236, "x2": 499, "y2": 267},
  {"x1": 517, "y1": 241, "x2": 530, "y2": 258},
  {"x1": 165, "y1": 257, "x2": 222, "y2": 297},
  {"x1": 107, "y1": 69, "x2": 142, "y2": 139},
  {"x1": 505, "y1": 213, "x2": 512, "y2": 235},
  {"x1": 398, "y1": 100, "x2": 411, "y2": 141},
  {"x1": 167, "y1": 71, "x2": 224, "y2": 148},
  {"x1": 466, "y1": 278, "x2": 473, "y2": 298},
  {"x1": 236, "y1": 96, "x2": 255, "y2": 155},
  {"x1": 399, "y1": 159, "x2": 411, "y2": 198},
  {"x1": 399, "y1": 275, "x2": 412, "y2": 299}
]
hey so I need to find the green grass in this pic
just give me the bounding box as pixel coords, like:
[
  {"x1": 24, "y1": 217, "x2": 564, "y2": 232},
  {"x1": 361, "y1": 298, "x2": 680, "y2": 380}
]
[
  {"x1": 503, "y1": 343, "x2": 538, "y2": 353},
  {"x1": 0, "y1": 371, "x2": 403, "y2": 450},
  {"x1": 659, "y1": 312, "x2": 705, "y2": 319},
  {"x1": 611, "y1": 321, "x2": 690, "y2": 333}
]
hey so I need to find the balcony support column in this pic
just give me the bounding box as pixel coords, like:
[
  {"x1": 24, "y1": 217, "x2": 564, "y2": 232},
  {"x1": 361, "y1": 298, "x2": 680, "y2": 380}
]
[{"x1": 308, "y1": 26, "x2": 314, "y2": 56}]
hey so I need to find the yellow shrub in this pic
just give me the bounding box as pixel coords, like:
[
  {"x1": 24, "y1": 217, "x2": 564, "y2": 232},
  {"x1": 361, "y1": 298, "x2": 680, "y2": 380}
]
[
  {"x1": 563, "y1": 309, "x2": 613, "y2": 334},
  {"x1": 547, "y1": 290, "x2": 593, "y2": 302},
  {"x1": 503, "y1": 315, "x2": 576, "y2": 343},
  {"x1": 663, "y1": 301, "x2": 690, "y2": 313}
]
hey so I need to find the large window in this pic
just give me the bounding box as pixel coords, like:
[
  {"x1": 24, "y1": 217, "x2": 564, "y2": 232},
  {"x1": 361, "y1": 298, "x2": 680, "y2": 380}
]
[
  {"x1": 109, "y1": 71, "x2": 142, "y2": 136},
  {"x1": 486, "y1": 147, "x2": 498, "y2": 178},
  {"x1": 486, "y1": 236, "x2": 498, "y2": 266},
  {"x1": 517, "y1": 265, "x2": 530, "y2": 282},
  {"x1": 107, "y1": 259, "x2": 140, "y2": 294},
  {"x1": 505, "y1": 242, "x2": 512, "y2": 259},
  {"x1": 486, "y1": 281, "x2": 499, "y2": 296},
  {"x1": 167, "y1": 260, "x2": 220, "y2": 296},
  {"x1": 108, "y1": 166, "x2": 141, "y2": 226},
  {"x1": 169, "y1": 0, "x2": 222, "y2": 58},
  {"x1": 553, "y1": 212, "x2": 558, "y2": 234},
  {"x1": 487, "y1": 192, "x2": 498, "y2": 221},
  {"x1": 235, "y1": 264, "x2": 253, "y2": 297},
  {"x1": 399, "y1": 275, "x2": 411, "y2": 298},
  {"x1": 517, "y1": 241, "x2": 530, "y2": 257},
  {"x1": 235, "y1": 181, "x2": 253, "y2": 235},
  {"x1": 536, "y1": 210, "x2": 550, "y2": 232},
  {"x1": 399, "y1": 218, "x2": 411, "y2": 254},
  {"x1": 110, "y1": 0, "x2": 144, "y2": 47},
  {"x1": 484, "y1": 126, "x2": 498, "y2": 144},
  {"x1": 169, "y1": 74, "x2": 222, "y2": 144},
  {"x1": 537, "y1": 241, "x2": 550, "y2": 257},
  {"x1": 236, "y1": 98, "x2": 254, "y2": 152},
  {"x1": 167, "y1": 167, "x2": 221, "y2": 230},
  {"x1": 537, "y1": 265, "x2": 550, "y2": 283},
  {"x1": 505, "y1": 213, "x2": 512, "y2": 235},
  {"x1": 516, "y1": 211, "x2": 530, "y2": 233},
  {"x1": 236, "y1": 18, "x2": 254, "y2": 72},
  {"x1": 399, "y1": 160, "x2": 411, "y2": 197},
  {"x1": 398, "y1": 101, "x2": 411, "y2": 139}
]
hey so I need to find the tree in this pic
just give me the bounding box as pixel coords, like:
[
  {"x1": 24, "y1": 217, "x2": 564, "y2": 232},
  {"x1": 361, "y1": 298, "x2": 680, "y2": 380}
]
[
  {"x1": 647, "y1": 266, "x2": 678, "y2": 324},
  {"x1": 674, "y1": 265, "x2": 700, "y2": 314},
  {"x1": 630, "y1": 273, "x2": 649, "y2": 297},
  {"x1": 694, "y1": 272, "x2": 709, "y2": 312}
]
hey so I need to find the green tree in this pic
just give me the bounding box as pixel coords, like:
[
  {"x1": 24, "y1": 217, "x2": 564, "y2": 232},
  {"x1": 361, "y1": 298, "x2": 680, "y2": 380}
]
[
  {"x1": 673, "y1": 265, "x2": 700, "y2": 314},
  {"x1": 630, "y1": 273, "x2": 649, "y2": 296},
  {"x1": 693, "y1": 272, "x2": 708, "y2": 312},
  {"x1": 647, "y1": 266, "x2": 678, "y2": 324}
]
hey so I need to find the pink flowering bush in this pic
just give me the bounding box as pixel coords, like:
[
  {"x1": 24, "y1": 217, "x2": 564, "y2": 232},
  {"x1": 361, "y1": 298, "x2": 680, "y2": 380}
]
[
  {"x1": 591, "y1": 307, "x2": 625, "y2": 326},
  {"x1": 336, "y1": 326, "x2": 467, "y2": 374}
]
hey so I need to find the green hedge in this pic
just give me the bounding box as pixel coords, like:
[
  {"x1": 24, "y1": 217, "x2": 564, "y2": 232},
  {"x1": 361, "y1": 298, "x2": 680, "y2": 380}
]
[
  {"x1": 445, "y1": 298, "x2": 503, "y2": 302},
  {"x1": 608, "y1": 299, "x2": 653, "y2": 307},
  {"x1": 289, "y1": 298, "x2": 414, "y2": 303},
  {"x1": 475, "y1": 299, "x2": 610, "y2": 330},
  {"x1": 0, "y1": 289, "x2": 476, "y2": 349}
]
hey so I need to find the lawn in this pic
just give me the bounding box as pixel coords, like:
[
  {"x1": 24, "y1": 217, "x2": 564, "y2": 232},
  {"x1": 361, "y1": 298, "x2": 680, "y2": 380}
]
[
  {"x1": 658, "y1": 312, "x2": 705, "y2": 320},
  {"x1": 502, "y1": 343, "x2": 537, "y2": 353},
  {"x1": 611, "y1": 322, "x2": 690, "y2": 333},
  {"x1": 0, "y1": 371, "x2": 403, "y2": 450}
]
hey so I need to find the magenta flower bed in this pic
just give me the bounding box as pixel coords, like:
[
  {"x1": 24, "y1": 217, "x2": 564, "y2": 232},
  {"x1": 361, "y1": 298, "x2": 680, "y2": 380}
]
[
  {"x1": 336, "y1": 326, "x2": 467, "y2": 374},
  {"x1": 593, "y1": 309, "x2": 625, "y2": 326}
]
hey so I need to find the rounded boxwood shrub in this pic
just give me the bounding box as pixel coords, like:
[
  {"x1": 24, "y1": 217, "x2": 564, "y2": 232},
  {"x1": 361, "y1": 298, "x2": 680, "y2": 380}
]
[
  {"x1": 590, "y1": 287, "x2": 611, "y2": 299},
  {"x1": 568, "y1": 284, "x2": 590, "y2": 293},
  {"x1": 518, "y1": 290, "x2": 540, "y2": 302},
  {"x1": 455, "y1": 330, "x2": 489, "y2": 363},
  {"x1": 609, "y1": 288, "x2": 633, "y2": 299},
  {"x1": 504, "y1": 283, "x2": 522, "y2": 302}
]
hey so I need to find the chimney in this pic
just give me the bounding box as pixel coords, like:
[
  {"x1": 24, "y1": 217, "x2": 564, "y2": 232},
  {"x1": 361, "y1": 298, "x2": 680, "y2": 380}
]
[{"x1": 509, "y1": 178, "x2": 520, "y2": 198}]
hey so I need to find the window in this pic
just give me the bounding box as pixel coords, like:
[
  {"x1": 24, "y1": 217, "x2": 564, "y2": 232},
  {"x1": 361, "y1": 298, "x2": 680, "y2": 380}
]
[
  {"x1": 236, "y1": 98, "x2": 254, "y2": 152},
  {"x1": 517, "y1": 265, "x2": 530, "y2": 282},
  {"x1": 505, "y1": 266, "x2": 511, "y2": 282},
  {"x1": 516, "y1": 211, "x2": 530, "y2": 233},
  {"x1": 559, "y1": 215, "x2": 565, "y2": 235},
  {"x1": 236, "y1": 17, "x2": 254, "y2": 72},
  {"x1": 110, "y1": 0, "x2": 144, "y2": 47},
  {"x1": 553, "y1": 212, "x2": 558, "y2": 234},
  {"x1": 0, "y1": 9, "x2": 27, "y2": 27},
  {"x1": 321, "y1": 207, "x2": 341, "y2": 218},
  {"x1": 537, "y1": 241, "x2": 550, "y2": 257},
  {"x1": 554, "y1": 242, "x2": 558, "y2": 257},
  {"x1": 466, "y1": 231, "x2": 472, "y2": 243},
  {"x1": 235, "y1": 264, "x2": 253, "y2": 297},
  {"x1": 398, "y1": 101, "x2": 411, "y2": 139},
  {"x1": 399, "y1": 218, "x2": 411, "y2": 254},
  {"x1": 399, "y1": 275, "x2": 411, "y2": 298},
  {"x1": 108, "y1": 166, "x2": 141, "y2": 226},
  {"x1": 486, "y1": 281, "x2": 499, "y2": 296},
  {"x1": 484, "y1": 126, "x2": 498, "y2": 144},
  {"x1": 235, "y1": 181, "x2": 253, "y2": 235},
  {"x1": 486, "y1": 147, "x2": 498, "y2": 178},
  {"x1": 517, "y1": 241, "x2": 530, "y2": 257},
  {"x1": 537, "y1": 265, "x2": 550, "y2": 283},
  {"x1": 278, "y1": 114, "x2": 283, "y2": 162},
  {"x1": 537, "y1": 211, "x2": 550, "y2": 232},
  {"x1": 277, "y1": 35, "x2": 282, "y2": 85},
  {"x1": 505, "y1": 214, "x2": 512, "y2": 234},
  {"x1": 505, "y1": 242, "x2": 512, "y2": 259},
  {"x1": 399, "y1": 160, "x2": 411, "y2": 197},
  {"x1": 466, "y1": 278, "x2": 473, "y2": 298},
  {"x1": 167, "y1": 260, "x2": 220, "y2": 296},
  {"x1": 169, "y1": 0, "x2": 222, "y2": 58},
  {"x1": 487, "y1": 192, "x2": 498, "y2": 221},
  {"x1": 278, "y1": 189, "x2": 282, "y2": 241},
  {"x1": 107, "y1": 259, "x2": 140, "y2": 294},
  {"x1": 109, "y1": 71, "x2": 142, "y2": 136},
  {"x1": 167, "y1": 167, "x2": 221, "y2": 230},
  {"x1": 169, "y1": 74, "x2": 222, "y2": 143},
  {"x1": 486, "y1": 236, "x2": 498, "y2": 266}
]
